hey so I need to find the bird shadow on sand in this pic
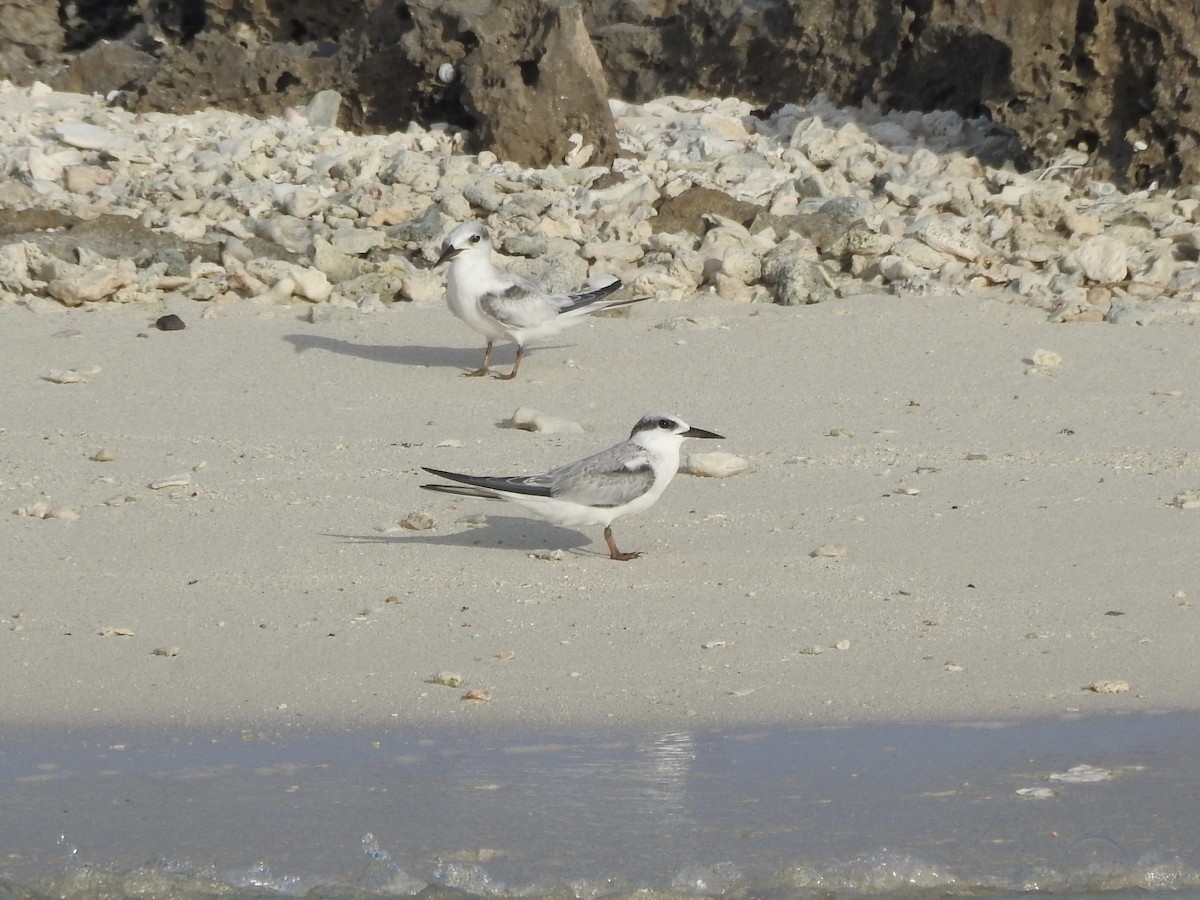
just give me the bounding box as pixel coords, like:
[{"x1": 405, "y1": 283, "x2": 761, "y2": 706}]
[
  {"x1": 327, "y1": 515, "x2": 604, "y2": 558},
  {"x1": 283, "y1": 333, "x2": 576, "y2": 372},
  {"x1": 282, "y1": 333, "x2": 477, "y2": 369}
]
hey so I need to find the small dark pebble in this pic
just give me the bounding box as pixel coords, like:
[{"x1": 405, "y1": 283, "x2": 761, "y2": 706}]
[{"x1": 156, "y1": 314, "x2": 186, "y2": 331}]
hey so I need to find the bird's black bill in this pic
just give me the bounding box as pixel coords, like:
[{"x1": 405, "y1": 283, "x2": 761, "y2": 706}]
[
  {"x1": 683, "y1": 427, "x2": 724, "y2": 439},
  {"x1": 435, "y1": 247, "x2": 461, "y2": 266}
]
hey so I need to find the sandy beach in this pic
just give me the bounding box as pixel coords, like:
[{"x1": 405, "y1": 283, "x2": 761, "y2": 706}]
[{"x1": 4, "y1": 290, "x2": 1198, "y2": 732}]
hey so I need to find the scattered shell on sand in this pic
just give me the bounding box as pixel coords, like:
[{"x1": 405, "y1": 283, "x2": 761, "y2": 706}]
[
  {"x1": 1016, "y1": 787, "x2": 1057, "y2": 799},
  {"x1": 1025, "y1": 348, "x2": 1063, "y2": 375},
  {"x1": 463, "y1": 689, "x2": 492, "y2": 702},
  {"x1": 45, "y1": 368, "x2": 97, "y2": 384},
  {"x1": 1171, "y1": 491, "x2": 1200, "y2": 509},
  {"x1": 1086, "y1": 679, "x2": 1130, "y2": 694},
  {"x1": 151, "y1": 646, "x2": 181, "y2": 657},
  {"x1": 430, "y1": 671, "x2": 464, "y2": 687},
  {"x1": 810, "y1": 544, "x2": 848, "y2": 559},
  {"x1": 399, "y1": 511, "x2": 436, "y2": 530},
  {"x1": 15, "y1": 502, "x2": 79, "y2": 520},
  {"x1": 91, "y1": 448, "x2": 117, "y2": 462},
  {"x1": 530, "y1": 548, "x2": 567, "y2": 561},
  {"x1": 99, "y1": 627, "x2": 136, "y2": 637},
  {"x1": 149, "y1": 474, "x2": 191, "y2": 490},
  {"x1": 1049, "y1": 764, "x2": 1113, "y2": 783}
]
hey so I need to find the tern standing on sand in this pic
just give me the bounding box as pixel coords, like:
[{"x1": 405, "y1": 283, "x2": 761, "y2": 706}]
[
  {"x1": 435, "y1": 222, "x2": 645, "y2": 380},
  {"x1": 421, "y1": 413, "x2": 724, "y2": 560}
]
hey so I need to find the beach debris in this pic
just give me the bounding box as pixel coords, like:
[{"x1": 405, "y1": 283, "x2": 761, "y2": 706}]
[
  {"x1": 508, "y1": 407, "x2": 584, "y2": 434},
  {"x1": 1049, "y1": 764, "x2": 1113, "y2": 783},
  {"x1": 463, "y1": 689, "x2": 492, "y2": 702},
  {"x1": 701, "y1": 640, "x2": 727, "y2": 649},
  {"x1": 151, "y1": 646, "x2": 181, "y2": 657},
  {"x1": 826, "y1": 427, "x2": 856, "y2": 438},
  {"x1": 91, "y1": 448, "x2": 117, "y2": 462},
  {"x1": 1016, "y1": 787, "x2": 1057, "y2": 799},
  {"x1": 496, "y1": 650, "x2": 517, "y2": 661},
  {"x1": 1025, "y1": 348, "x2": 1063, "y2": 375},
  {"x1": 682, "y1": 451, "x2": 748, "y2": 477},
  {"x1": 149, "y1": 473, "x2": 191, "y2": 490},
  {"x1": 399, "y1": 511, "x2": 436, "y2": 530},
  {"x1": 434, "y1": 439, "x2": 465, "y2": 448},
  {"x1": 530, "y1": 548, "x2": 567, "y2": 560},
  {"x1": 799, "y1": 645, "x2": 824, "y2": 655},
  {"x1": 1171, "y1": 491, "x2": 1200, "y2": 509},
  {"x1": 45, "y1": 367, "x2": 99, "y2": 384},
  {"x1": 99, "y1": 626, "x2": 136, "y2": 637},
  {"x1": 15, "y1": 502, "x2": 79, "y2": 520},
  {"x1": 155, "y1": 314, "x2": 186, "y2": 331},
  {"x1": 430, "y1": 671, "x2": 464, "y2": 687},
  {"x1": 1086, "y1": 679, "x2": 1130, "y2": 694},
  {"x1": 810, "y1": 543, "x2": 848, "y2": 559}
]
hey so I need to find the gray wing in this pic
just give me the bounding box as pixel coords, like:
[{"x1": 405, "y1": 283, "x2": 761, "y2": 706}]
[
  {"x1": 421, "y1": 466, "x2": 553, "y2": 497},
  {"x1": 478, "y1": 279, "x2": 558, "y2": 329},
  {"x1": 545, "y1": 445, "x2": 655, "y2": 508}
]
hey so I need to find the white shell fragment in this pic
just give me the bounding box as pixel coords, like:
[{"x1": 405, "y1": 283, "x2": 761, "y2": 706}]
[
  {"x1": 810, "y1": 544, "x2": 848, "y2": 559},
  {"x1": 400, "y1": 511, "x2": 436, "y2": 530},
  {"x1": 1016, "y1": 787, "x2": 1057, "y2": 799},
  {"x1": 682, "y1": 451, "x2": 748, "y2": 478},
  {"x1": 1025, "y1": 348, "x2": 1063, "y2": 375},
  {"x1": 437, "y1": 63, "x2": 456, "y2": 84},
  {"x1": 149, "y1": 474, "x2": 191, "y2": 490},
  {"x1": 46, "y1": 368, "x2": 99, "y2": 384},
  {"x1": 1049, "y1": 764, "x2": 1113, "y2": 783},
  {"x1": 1171, "y1": 491, "x2": 1200, "y2": 509},
  {"x1": 16, "y1": 502, "x2": 79, "y2": 520},
  {"x1": 1086, "y1": 679, "x2": 1130, "y2": 694}
]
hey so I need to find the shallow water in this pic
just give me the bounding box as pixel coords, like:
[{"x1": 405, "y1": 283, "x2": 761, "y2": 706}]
[{"x1": 2, "y1": 713, "x2": 1199, "y2": 899}]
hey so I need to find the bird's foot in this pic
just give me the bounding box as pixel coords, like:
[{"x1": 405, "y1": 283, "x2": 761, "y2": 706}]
[
  {"x1": 462, "y1": 367, "x2": 490, "y2": 377},
  {"x1": 492, "y1": 368, "x2": 519, "y2": 381},
  {"x1": 608, "y1": 550, "x2": 643, "y2": 561},
  {"x1": 604, "y1": 528, "x2": 641, "y2": 560}
]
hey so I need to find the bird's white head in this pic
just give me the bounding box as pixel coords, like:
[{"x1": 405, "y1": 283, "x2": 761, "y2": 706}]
[
  {"x1": 629, "y1": 412, "x2": 724, "y2": 451},
  {"x1": 436, "y1": 222, "x2": 492, "y2": 266}
]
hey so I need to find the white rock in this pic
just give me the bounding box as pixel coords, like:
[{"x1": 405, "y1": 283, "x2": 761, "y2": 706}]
[
  {"x1": 1068, "y1": 235, "x2": 1129, "y2": 283},
  {"x1": 55, "y1": 122, "x2": 117, "y2": 151},
  {"x1": 682, "y1": 452, "x2": 747, "y2": 477},
  {"x1": 508, "y1": 407, "x2": 584, "y2": 434}
]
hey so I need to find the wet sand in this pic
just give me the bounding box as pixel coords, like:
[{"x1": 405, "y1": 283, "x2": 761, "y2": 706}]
[{"x1": 4, "y1": 713, "x2": 1200, "y2": 896}]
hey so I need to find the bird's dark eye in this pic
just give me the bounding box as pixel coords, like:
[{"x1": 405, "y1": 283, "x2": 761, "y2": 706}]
[
  {"x1": 469, "y1": 234, "x2": 481, "y2": 244},
  {"x1": 658, "y1": 418, "x2": 674, "y2": 429}
]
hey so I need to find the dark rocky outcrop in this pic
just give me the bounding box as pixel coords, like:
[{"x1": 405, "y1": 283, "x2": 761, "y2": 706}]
[{"x1": 2, "y1": 0, "x2": 1197, "y2": 186}]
